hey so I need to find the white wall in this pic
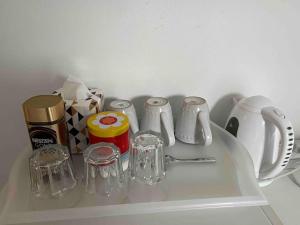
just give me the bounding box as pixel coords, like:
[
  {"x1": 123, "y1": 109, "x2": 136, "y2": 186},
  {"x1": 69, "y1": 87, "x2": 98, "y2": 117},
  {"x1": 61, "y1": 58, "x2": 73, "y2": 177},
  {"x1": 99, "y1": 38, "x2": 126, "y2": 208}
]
[{"x1": 1, "y1": 0, "x2": 300, "y2": 187}]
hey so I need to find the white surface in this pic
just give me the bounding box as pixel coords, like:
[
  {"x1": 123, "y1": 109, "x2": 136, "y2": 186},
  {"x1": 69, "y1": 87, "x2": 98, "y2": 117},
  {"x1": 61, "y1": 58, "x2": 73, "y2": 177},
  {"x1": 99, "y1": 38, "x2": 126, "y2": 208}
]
[
  {"x1": 0, "y1": 123, "x2": 267, "y2": 224},
  {"x1": 1, "y1": 0, "x2": 300, "y2": 187},
  {"x1": 263, "y1": 172, "x2": 300, "y2": 225}
]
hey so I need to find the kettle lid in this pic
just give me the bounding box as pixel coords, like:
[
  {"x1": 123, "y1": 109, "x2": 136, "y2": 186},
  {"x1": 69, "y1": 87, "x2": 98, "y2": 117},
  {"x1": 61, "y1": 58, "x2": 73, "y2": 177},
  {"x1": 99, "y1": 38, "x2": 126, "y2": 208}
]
[{"x1": 239, "y1": 95, "x2": 273, "y2": 110}]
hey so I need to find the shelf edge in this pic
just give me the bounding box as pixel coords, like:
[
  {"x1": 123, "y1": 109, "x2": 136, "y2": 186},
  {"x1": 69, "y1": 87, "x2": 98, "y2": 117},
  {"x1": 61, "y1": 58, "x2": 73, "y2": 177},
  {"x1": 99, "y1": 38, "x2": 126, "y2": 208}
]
[{"x1": 3, "y1": 196, "x2": 268, "y2": 224}]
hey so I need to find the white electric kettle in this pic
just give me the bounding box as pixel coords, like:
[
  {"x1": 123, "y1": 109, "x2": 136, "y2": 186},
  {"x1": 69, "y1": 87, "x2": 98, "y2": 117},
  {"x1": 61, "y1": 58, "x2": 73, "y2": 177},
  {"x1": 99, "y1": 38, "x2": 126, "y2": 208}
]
[{"x1": 225, "y1": 96, "x2": 294, "y2": 186}]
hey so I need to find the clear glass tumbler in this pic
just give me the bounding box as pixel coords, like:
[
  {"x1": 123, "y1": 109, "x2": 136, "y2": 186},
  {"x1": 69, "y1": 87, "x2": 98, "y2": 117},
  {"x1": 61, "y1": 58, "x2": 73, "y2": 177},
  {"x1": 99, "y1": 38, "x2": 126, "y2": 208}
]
[
  {"x1": 83, "y1": 143, "x2": 125, "y2": 197},
  {"x1": 129, "y1": 131, "x2": 165, "y2": 185},
  {"x1": 29, "y1": 144, "x2": 78, "y2": 199}
]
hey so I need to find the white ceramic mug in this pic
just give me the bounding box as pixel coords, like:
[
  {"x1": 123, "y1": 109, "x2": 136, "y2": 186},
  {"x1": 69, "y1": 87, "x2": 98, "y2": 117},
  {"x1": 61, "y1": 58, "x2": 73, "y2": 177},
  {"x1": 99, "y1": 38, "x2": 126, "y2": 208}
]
[
  {"x1": 140, "y1": 97, "x2": 175, "y2": 146},
  {"x1": 175, "y1": 96, "x2": 212, "y2": 146},
  {"x1": 108, "y1": 99, "x2": 139, "y2": 134}
]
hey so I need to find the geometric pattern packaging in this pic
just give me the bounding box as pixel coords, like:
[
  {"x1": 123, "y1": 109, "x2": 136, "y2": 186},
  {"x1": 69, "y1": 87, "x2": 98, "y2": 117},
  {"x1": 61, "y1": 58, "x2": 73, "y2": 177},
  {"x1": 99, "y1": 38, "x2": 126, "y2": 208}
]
[{"x1": 52, "y1": 88, "x2": 104, "y2": 154}]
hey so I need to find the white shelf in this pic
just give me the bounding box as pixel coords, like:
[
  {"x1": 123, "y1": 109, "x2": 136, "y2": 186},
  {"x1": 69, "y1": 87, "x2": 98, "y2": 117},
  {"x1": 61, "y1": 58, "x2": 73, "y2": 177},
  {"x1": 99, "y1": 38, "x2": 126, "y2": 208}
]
[
  {"x1": 0, "y1": 123, "x2": 268, "y2": 224},
  {"x1": 263, "y1": 174, "x2": 300, "y2": 225}
]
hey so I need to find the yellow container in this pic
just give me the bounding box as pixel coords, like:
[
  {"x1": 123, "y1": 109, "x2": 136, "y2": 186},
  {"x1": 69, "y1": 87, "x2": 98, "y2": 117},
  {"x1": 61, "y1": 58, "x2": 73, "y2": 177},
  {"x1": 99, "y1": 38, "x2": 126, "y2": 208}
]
[{"x1": 87, "y1": 111, "x2": 129, "y2": 154}]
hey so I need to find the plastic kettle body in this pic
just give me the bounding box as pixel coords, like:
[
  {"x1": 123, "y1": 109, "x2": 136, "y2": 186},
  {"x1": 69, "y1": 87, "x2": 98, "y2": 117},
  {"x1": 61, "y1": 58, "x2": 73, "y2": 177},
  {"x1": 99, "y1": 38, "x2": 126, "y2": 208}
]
[{"x1": 225, "y1": 96, "x2": 294, "y2": 185}]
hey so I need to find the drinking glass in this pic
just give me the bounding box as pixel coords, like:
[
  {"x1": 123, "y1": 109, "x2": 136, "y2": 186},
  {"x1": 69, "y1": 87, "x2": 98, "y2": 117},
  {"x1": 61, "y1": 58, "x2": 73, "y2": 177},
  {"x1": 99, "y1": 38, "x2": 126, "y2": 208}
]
[
  {"x1": 29, "y1": 144, "x2": 78, "y2": 199},
  {"x1": 83, "y1": 143, "x2": 125, "y2": 197},
  {"x1": 129, "y1": 131, "x2": 165, "y2": 185}
]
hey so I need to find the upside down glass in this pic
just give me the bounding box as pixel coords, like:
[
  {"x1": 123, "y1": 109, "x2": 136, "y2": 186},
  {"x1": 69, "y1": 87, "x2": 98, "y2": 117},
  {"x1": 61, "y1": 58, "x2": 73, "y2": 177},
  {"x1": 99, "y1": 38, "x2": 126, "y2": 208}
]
[
  {"x1": 29, "y1": 144, "x2": 78, "y2": 199},
  {"x1": 129, "y1": 131, "x2": 165, "y2": 185},
  {"x1": 83, "y1": 143, "x2": 125, "y2": 198}
]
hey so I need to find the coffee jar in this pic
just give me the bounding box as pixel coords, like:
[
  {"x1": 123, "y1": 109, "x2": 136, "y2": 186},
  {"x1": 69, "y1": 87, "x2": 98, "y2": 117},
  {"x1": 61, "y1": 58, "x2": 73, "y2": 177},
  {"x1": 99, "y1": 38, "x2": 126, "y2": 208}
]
[{"x1": 23, "y1": 95, "x2": 69, "y2": 150}]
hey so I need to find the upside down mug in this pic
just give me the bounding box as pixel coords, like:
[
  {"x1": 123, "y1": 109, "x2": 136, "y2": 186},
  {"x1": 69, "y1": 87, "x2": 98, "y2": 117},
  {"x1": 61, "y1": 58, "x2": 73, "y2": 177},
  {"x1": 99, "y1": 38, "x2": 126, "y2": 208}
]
[
  {"x1": 108, "y1": 99, "x2": 139, "y2": 134},
  {"x1": 175, "y1": 96, "x2": 212, "y2": 146},
  {"x1": 140, "y1": 97, "x2": 175, "y2": 146}
]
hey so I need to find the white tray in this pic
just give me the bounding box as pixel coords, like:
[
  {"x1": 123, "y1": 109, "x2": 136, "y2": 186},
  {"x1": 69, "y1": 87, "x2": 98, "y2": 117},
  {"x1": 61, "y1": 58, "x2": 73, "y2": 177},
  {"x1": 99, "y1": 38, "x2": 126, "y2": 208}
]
[{"x1": 0, "y1": 122, "x2": 268, "y2": 224}]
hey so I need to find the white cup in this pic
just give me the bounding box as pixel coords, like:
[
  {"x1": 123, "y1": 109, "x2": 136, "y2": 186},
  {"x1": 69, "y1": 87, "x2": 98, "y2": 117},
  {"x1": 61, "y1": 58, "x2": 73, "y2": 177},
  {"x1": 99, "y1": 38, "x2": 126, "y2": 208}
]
[
  {"x1": 175, "y1": 96, "x2": 212, "y2": 146},
  {"x1": 108, "y1": 99, "x2": 139, "y2": 134},
  {"x1": 140, "y1": 97, "x2": 175, "y2": 146}
]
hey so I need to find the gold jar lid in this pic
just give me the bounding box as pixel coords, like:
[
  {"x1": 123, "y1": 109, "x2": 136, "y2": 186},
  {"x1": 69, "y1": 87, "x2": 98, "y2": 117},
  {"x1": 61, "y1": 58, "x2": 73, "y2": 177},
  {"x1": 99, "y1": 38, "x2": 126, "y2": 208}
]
[{"x1": 23, "y1": 95, "x2": 65, "y2": 123}]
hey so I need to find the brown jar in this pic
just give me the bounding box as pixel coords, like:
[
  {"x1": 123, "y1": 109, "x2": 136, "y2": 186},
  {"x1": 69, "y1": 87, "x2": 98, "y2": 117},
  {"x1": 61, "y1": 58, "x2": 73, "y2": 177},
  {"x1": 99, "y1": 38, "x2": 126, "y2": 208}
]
[{"x1": 23, "y1": 95, "x2": 69, "y2": 151}]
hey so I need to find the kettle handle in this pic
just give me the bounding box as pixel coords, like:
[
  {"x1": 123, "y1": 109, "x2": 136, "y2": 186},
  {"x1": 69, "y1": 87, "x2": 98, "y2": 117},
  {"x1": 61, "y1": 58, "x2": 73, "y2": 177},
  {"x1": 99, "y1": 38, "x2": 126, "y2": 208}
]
[{"x1": 260, "y1": 106, "x2": 294, "y2": 180}]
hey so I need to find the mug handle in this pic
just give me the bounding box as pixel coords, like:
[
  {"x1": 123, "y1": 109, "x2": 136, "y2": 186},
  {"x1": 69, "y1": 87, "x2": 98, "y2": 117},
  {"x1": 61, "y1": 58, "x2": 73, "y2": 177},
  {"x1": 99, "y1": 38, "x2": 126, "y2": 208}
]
[
  {"x1": 197, "y1": 111, "x2": 212, "y2": 146},
  {"x1": 126, "y1": 110, "x2": 139, "y2": 134},
  {"x1": 161, "y1": 112, "x2": 175, "y2": 146}
]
